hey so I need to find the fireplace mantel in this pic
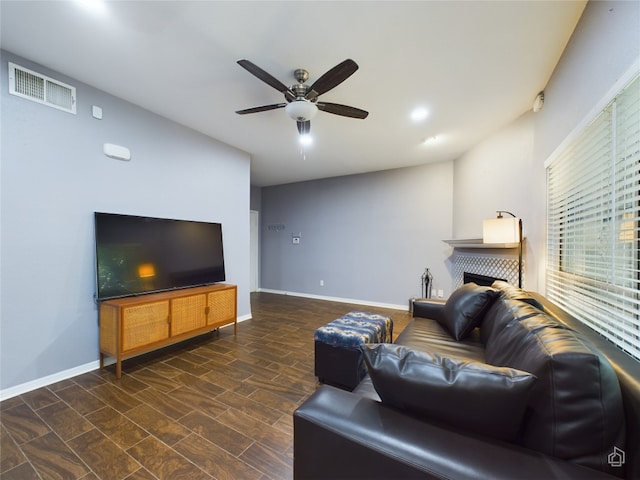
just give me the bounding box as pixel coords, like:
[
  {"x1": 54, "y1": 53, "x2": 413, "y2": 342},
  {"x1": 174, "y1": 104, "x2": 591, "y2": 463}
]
[{"x1": 443, "y1": 238, "x2": 520, "y2": 249}]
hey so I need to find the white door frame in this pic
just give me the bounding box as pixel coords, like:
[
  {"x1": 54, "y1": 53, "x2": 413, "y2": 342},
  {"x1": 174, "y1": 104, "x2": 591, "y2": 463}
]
[{"x1": 250, "y1": 210, "x2": 259, "y2": 292}]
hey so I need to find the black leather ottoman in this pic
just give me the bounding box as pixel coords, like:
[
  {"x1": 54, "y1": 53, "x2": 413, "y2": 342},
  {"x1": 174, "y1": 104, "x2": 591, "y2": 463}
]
[{"x1": 314, "y1": 311, "x2": 393, "y2": 391}]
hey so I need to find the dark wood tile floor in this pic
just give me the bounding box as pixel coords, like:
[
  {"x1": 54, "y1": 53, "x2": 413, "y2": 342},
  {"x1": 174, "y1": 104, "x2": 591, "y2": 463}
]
[{"x1": 1, "y1": 292, "x2": 411, "y2": 480}]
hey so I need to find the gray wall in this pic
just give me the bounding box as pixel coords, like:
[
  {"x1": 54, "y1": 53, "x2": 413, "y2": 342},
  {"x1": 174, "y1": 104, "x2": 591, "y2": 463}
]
[
  {"x1": 453, "y1": 112, "x2": 537, "y2": 288},
  {"x1": 261, "y1": 162, "x2": 454, "y2": 306},
  {"x1": 260, "y1": 0, "x2": 639, "y2": 302},
  {"x1": 1, "y1": 51, "x2": 251, "y2": 394},
  {"x1": 534, "y1": 0, "x2": 640, "y2": 163}
]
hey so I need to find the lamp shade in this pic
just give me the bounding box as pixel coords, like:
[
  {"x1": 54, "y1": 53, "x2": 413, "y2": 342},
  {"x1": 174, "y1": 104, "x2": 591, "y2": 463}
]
[
  {"x1": 483, "y1": 217, "x2": 521, "y2": 244},
  {"x1": 285, "y1": 101, "x2": 318, "y2": 121}
]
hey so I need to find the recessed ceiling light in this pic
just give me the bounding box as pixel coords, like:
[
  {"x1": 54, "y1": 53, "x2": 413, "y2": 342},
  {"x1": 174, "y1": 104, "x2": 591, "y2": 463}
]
[
  {"x1": 411, "y1": 107, "x2": 429, "y2": 123},
  {"x1": 74, "y1": 0, "x2": 107, "y2": 15},
  {"x1": 422, "y1": 135, "x2": 442, "y2": 146}
]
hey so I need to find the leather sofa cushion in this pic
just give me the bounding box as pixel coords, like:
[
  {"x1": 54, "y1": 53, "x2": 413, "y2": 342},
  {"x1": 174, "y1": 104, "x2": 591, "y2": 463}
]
[
  {"x1": 481, "y1": 297, "x2": 545, "y2": 349},
  {"x1": 491, "y1": 280, "x2": 544, "y2": 310},
  {"x1": 361, "y1": 343, "x2": 537, "y2": 441},
  {"x1": 396, "y1": 317, "x2": 486, "y2": 363},
  {"x1": 441, "y1": 283, "x2": 499, "y2": 340},
  {"x1": 485, "y1": 312, "x2": 626, "y2": 474}
]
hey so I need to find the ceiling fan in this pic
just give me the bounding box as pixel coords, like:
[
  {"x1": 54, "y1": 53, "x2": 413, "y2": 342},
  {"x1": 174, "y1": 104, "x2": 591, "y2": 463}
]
[{"x1": 235, "y1": 59, "x2": 369, "y2": 135}]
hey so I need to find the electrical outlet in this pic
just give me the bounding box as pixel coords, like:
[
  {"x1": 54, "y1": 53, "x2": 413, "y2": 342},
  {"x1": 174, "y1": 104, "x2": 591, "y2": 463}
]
[
  {"x1": 320, "y1": 280, "x2": 324, "y2": 287},
  {"x1": 292, "y1": 237, "x2": 300, "y2": 244}
]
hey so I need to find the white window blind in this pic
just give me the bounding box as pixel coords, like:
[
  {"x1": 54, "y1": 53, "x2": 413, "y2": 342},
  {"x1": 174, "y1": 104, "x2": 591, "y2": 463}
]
[{"x1": 547, "y1": 74, "x2": 640, "y2": 360}]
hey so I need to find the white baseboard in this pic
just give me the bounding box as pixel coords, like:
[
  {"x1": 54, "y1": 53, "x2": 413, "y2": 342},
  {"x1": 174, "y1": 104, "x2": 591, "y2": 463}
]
[
  {"x1": 0, "y1": 361, "x2": 101, "y2": 401},
  {"x1": 1, "y1": 314, "x2": 253, "y2": 401},
  {"x1": 257, "y1": 288, "x2": 409, "y2": 311}
]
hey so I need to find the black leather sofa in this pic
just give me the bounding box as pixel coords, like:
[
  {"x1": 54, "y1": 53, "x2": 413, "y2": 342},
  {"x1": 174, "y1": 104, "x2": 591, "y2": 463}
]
[{"x1": 294, "y1": 282, "x2": 640, "y2": 479}]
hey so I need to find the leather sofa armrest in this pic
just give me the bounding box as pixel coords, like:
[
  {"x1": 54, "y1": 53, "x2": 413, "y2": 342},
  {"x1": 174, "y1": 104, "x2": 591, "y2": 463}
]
[
  {"x1": 412, "y1": 299, "x2": 445, "y2": 321},
  {"x1": 293, "y1": 386, "x2": 617, "y2": 480}
]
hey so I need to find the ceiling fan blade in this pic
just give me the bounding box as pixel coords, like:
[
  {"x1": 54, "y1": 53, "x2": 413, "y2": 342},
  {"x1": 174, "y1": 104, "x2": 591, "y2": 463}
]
[
  {"x1": 237, "y1": 60, "x2": 295, "y2": 100},
  {"x1": 297, "y1": 120, "x2": 310, "y2": 135},
  {"x1": 235, "y1": 103, "x2": 286, "y2": 115},
  {"x1": 306, "y1": 59, "x2": 359, "y2": 99},
  {"x1": 317, "y1": 102, "x2": 369, "y2": 119}
]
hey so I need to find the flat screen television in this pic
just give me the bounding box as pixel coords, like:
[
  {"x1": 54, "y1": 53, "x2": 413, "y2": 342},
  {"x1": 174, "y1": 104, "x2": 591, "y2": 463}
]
[{"x1": 94, "y1": 212, "x2": 226, "y2": 301}]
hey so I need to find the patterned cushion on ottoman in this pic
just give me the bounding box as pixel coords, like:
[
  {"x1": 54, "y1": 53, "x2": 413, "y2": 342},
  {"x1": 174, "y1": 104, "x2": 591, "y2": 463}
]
[
  {"x1": 315, "y1": 311, "x2": 393, "y2": 346},
  {"x1": 314, "y1": 311, "x2": 393, "y2": 391}
]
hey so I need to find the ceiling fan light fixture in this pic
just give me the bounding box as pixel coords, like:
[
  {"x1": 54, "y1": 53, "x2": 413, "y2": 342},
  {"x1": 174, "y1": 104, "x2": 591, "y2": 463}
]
[
  {"x1": 285, "y1": 101, "x2": 318, "y2": 121},
  {"x1": 299, "y1": 134, "x2": 313, "y2": 146}
]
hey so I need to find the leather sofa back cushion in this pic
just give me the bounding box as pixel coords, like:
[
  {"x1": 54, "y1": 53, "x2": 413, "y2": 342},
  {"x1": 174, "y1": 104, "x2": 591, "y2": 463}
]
[
  {"x1": 485, "y1": 313, "x2": 626, "y2": 474},
  {"x1": 441, "y1": 283, "x2": 499, "y2": 340},
  {"x1": 361, "y1": 343, "x2": 536, "y2": 442},
  {"x1": 481, "y1": 297, "x2": 545, "y2": 349},
  {"x1": 491, "y1": 280, "x2": 544, "y2": 310}
]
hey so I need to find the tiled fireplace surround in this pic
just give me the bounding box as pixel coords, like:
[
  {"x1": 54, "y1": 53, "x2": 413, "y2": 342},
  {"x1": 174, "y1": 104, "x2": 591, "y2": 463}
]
[{"x1": 453, "y1": 250, "x2": 522, "y2": 289}]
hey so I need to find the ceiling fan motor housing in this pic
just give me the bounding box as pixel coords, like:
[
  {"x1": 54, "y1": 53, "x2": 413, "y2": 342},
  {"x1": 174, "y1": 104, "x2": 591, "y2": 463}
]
[
  {"x1": 291, "y1": 82, "x2": 311, "y2": 99},
  {"x1": 293, "y1": 68, "x2": 309, "y2": 83}
]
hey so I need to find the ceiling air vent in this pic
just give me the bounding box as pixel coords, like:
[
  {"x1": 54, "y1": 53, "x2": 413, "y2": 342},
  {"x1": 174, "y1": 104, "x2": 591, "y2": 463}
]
[{"x1": 8, "y1": 62, "x2": 76, "y2": 114}]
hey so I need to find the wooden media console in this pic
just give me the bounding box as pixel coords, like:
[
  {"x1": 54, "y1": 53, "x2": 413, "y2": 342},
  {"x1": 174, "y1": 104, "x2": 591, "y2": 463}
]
[{"x1": 99, "y1": 283, "x2": 237, "y2": 378}]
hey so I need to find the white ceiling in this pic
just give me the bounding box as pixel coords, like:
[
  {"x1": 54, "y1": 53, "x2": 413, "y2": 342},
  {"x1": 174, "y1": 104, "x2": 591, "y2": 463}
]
[{"x1": 1, "y1": 0, "x2": 586, "y2": 186}]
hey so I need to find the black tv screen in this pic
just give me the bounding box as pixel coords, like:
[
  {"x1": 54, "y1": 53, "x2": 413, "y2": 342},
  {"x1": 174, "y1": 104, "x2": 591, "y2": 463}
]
[{"x1": 94, "y1": 212, "x2": 226, "y2": 300}]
